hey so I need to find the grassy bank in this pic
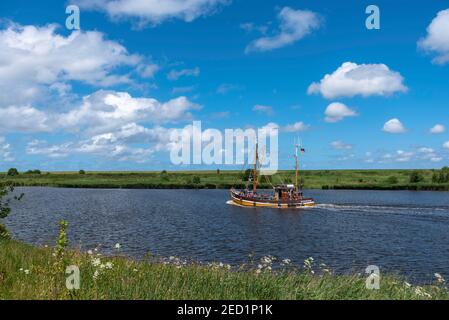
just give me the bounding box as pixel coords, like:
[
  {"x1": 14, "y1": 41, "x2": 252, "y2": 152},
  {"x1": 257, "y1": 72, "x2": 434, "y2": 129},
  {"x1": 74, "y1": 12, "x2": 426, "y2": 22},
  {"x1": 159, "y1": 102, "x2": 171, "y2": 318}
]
[
  {"x1": 0, "y1": 239, "x2": 448, "y2": 300},
  {"x1": 1, "y1": 169, "x2": 449, "y2": 190}
]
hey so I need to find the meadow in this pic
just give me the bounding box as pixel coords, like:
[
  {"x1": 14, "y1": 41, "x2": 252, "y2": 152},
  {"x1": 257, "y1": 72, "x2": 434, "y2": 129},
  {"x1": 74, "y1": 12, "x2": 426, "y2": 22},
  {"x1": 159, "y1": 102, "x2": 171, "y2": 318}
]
[
  {"x1": 1, "y1": 169, "x2": 449, "y2": 190},
  {"x1": 1, "y1": 239, "x2": 448, "y2": 300}
]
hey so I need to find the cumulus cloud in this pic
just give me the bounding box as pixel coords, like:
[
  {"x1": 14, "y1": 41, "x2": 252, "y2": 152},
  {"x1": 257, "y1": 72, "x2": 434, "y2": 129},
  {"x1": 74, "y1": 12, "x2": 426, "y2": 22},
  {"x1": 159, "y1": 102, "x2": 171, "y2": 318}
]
[
  {"x1": 0, "y1": 22, "x2": 149, "y2": 107},
  {"x1": 245, "y1": 7, "x2": 322, "y2": 53},
  {"x1": 253, "y1": 104, "x2": 274, "y2": 115},
  {"x1": 75, "y1": 0, "x2": 229, "y2": 25},
  {"x1": 282, "y1": 122, "x2": 309, "y2": 132},
  {"x1": 382, "y1": 118, "x2": 406, "y2": 134},
  {"x1": 330, "y1": 140, "x2": 353, "y2": 150},
  {"x1": 324, "y1": 102, "x2": 357, "y2": 123},
  {"x1": 0, "y1": 137, "x2": 14, "y2": 162},
  {"x1": 430, "y1": 124, "x2": 445, "y2": 134},
  {"x1": 418, "y1": 9, "x2": 449, "y2": 64},
  {"x1": 57, "y1": 91, "x2": 201, "y2": 134},
  {"x1": 308, "y1": 62, "x2": 407, "y2": 99},
  {"x1": 0, "y1": 106, "x2": 51, "y2": 133},
  {"x1": 167, "y1": 67, "x2": 200, "y2": 81}
]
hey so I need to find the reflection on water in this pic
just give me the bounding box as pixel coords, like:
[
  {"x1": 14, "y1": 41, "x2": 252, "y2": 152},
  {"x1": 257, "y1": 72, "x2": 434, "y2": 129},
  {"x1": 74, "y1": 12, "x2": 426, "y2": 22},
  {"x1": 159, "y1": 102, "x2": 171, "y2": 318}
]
[{"x1": 6, "y1": 187, "x2": 449, "y2": 283}]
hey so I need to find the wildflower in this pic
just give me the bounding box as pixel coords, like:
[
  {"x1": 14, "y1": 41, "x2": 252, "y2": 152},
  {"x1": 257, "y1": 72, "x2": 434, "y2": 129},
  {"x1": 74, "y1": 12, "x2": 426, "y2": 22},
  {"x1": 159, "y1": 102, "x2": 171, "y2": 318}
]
[
  {"x1": 255, "y1": 269, "x2": 261, "y2": 274},
  {"x1": 434, "y1": 273, "x2": 445, "y2": 284},
  {"x1": 257, "y1": 264, "x2": 263, "y2": 270},
  {"x1": 404, "y1": 282, "x2": 412, "y2": 288},
  {"x1": 282, "y1": 259, "x2": 291, "y2": 265},
  {"x1": 93, "y1": 270, "x2": 99, "y2": 280},
  {"x1": 133, "y1": 269, "x2": 138, "y2": 272},
  {"x1": 87, "y1": 250, "x2": 93, "y2": 255},
  {"x1": 114, "y1": 243, "x2": 121, "y2": 250},
  {"x1": 225, "y1": 264, "x2": 231, "y2": 270},
  {"x1": 105, "y1": 262, "x2": 113, "y2": 269},
  {"x1": 91, "y1": 258, "x2": 101, "y2": 267},
  {"x1": 219, "y1": 262, "x2": 224, "y2": 268},
  {"x1": 24, "y1": 269, "x2": 30, "y2": 275}
]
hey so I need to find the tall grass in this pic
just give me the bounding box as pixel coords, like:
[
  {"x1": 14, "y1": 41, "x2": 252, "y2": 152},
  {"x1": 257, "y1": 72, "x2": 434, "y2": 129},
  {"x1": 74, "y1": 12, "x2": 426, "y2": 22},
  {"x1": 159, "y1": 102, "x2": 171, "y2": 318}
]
[{"x1": 1, "y1": 240, "x2": 448, "y2": 300}]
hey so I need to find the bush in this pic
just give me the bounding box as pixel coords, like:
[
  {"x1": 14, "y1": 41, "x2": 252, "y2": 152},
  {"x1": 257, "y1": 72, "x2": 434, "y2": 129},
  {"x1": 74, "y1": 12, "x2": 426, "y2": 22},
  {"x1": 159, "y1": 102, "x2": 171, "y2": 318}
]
[
  {"x1": 79, "y1": 170, "x2": 86, "y2": 175},
  {"x1": 25, "y1": 170, "x2": 41, "y2": 175},
  {"x1": 192, "y1": 176, "x2": 201, "y2": 184},
  {"x1": 7, "y1": 168, "x2": 19, "y2": 176},
  {"x1": 409, "y1": 171, "x2": 424, "y2": 183},
  {"x1": 386, "y1": 176, "x2": 399, "y2": 184},
  {"x1": 0, "y1": 185, "x2": 23, "y2": 240}
]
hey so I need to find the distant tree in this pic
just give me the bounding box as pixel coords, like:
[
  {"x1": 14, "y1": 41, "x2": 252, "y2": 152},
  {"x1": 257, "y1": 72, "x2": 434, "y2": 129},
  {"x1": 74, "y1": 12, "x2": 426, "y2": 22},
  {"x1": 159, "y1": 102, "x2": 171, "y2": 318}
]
[
  {"x1": 25, "y1": 170, "x2": 41, "y2": 174},
  {"x1": 192, "y1": 176, "x2": 201, "y2": 184},
  {"x1": 409, "y1": 171, "x2": 424, "y2": 183},
  {"x1": 6, "y1": 168, "x2": 19, "y2": 176},
  {"x1": 161, "y1": 170, "x2": 167, "y2": 174},
  {"x1": 386, "y1": 176, "x2": 398, "y2": 184},
  {"x1": 432, "y1": 172, "x2": 439, "y2": 183},
  {"x1": 217, "y1": 169, "x2": 220, "y2": 175},
  {"x1": 79, "y1": 170, "x2": 86, "y2": 175},
  {"x1": 241, "y1": 169, "x2": 252, "y2": 181}
]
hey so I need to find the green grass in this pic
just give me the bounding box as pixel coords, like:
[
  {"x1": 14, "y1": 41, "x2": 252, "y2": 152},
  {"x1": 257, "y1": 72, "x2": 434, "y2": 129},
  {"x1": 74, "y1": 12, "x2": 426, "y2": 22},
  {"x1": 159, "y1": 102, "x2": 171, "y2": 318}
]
[
  {"x1": 0, "y1": 240, "x2": 448, "y2": 300},
  {"x1": 1, "y1": 169, "x2": 449, "y2": 190}
]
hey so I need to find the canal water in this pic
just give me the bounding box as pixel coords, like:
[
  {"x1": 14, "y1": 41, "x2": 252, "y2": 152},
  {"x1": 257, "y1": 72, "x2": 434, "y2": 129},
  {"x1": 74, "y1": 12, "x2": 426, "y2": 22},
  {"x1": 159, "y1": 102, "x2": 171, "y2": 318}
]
[{"x1": 5, "y1": 187, "x2": 449, "y2": 283}]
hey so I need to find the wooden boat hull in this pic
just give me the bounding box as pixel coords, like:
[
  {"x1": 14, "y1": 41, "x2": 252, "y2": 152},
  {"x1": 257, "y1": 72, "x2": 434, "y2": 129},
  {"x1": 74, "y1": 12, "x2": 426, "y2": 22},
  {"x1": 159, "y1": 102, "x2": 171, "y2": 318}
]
[{"x1": 229, "y1": 190, "x2": 315, "y2": 209}]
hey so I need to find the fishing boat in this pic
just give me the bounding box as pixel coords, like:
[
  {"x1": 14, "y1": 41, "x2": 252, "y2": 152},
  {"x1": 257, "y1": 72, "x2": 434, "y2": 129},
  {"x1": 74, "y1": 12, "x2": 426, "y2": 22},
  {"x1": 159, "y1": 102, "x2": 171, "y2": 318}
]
[{"x1": 229, "y1": 143, "x2": 315, "y2": 208}]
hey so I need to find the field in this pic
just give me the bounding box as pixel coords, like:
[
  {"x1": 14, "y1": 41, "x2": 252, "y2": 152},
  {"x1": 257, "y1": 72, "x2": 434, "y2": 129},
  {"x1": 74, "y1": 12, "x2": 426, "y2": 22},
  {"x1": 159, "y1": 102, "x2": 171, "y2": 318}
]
[
  {"x1": 1, "y1": 169, "x2": 449, "y2": 190},
  {"x1": 1, "y1": 239, "x2": 447, "y2": 300}
]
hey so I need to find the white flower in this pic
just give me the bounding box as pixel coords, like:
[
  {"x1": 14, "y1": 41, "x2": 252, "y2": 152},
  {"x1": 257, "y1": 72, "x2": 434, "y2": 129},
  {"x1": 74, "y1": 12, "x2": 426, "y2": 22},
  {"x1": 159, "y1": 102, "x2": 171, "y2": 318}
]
[
  {"x1": 24, "y1": 269, "x2": 30, "y2": 275},
  {"x1": 219, "y1": 262, "x2": 224, "y2": 268},
  {"x1": 105, "y1": 262, "x2": 113, "y2": 269},
  {"x1": 282, "y1": 259, "x2": 291, "y2": 265},
  {"x1": 114, "y1": 243, "x2": 121, "y2": 249},
  {"x1": 87, "y1": 250, "x2": 93, "y2": 255},
  {"x1": 91, "y1": 258, "x2": 101, "y2": 267},
  {"x1": 404, "y1": 282, "x2": 412, "y2": 288},
  {"x1": 133, "y1": 268, "x2": 138, "y2": 272},
  {"x1": 434, "y1": 273, "x2": 445, "y2": 283},
  {"x1": 93, "y1": 270, "x2": 100, "y2": 280}
]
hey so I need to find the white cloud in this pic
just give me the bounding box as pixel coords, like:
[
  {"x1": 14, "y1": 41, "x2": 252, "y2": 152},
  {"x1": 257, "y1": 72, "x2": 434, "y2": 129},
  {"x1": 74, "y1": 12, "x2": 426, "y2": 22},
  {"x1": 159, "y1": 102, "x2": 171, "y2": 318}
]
[
  {"x1": 395, "y1": 150, "x2": 414, "y2": 162},
  {"x1": 167, "y1": 67, "x2": 200, "y2": 81},
  {"x1": 0, "y1": 137, "x2": 14, "y2": 162},
  {"x1": 0, "y1": 106, "x2": 51, "y2": 133},
  {"x1": 430, "y1": 124, "x2": 445, "y2": 134},
  {"x1": 324, "y1": 102, "x2": 357, "y2": 123},
  {"x1": 75, "y1": 0, "x2": 229, "y2": 25},
  {"x1": 253, "y1": 104, "x2": 273, "y2": 115},
  {"x1": 382, "y1": 118, "x2": 406, "y2": 134},
  {"x1": 282, "y1": 122, "x2": 309, "y2": 132},
  {"x1": 0, "y1": 91, "x2": 200, "y2": 135},
  {"x1": 0, "y1": 22, "x2": 147, "y2": 107},
  {"x1": 418, "y1": 9, "x2": 449, "y2": 64},
  {"x1": 217, "y1": 83, "x2": 242, "y2": 94},
  {"x1": 444, "y1": 141, "x2": 449, "y2": 149},
  {"x1": 57, "y1": 90, "x2": 201, "y2": 135},
  {"x1": 330, "y1": 140, "x2": 353, "y2": 150},
  {"x1": 245, "y1": 7, "x2": 322, "y2": 53},
  {"x1": 308, "y1": 62, "x2": 407, "y2": 99}
]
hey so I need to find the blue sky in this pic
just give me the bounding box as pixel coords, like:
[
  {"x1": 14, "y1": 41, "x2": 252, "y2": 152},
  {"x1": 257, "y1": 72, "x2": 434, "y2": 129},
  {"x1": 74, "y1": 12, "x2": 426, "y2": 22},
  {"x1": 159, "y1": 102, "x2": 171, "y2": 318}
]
[{"x1": 0, "y1": 0, "x2": 448, "y2": 171}]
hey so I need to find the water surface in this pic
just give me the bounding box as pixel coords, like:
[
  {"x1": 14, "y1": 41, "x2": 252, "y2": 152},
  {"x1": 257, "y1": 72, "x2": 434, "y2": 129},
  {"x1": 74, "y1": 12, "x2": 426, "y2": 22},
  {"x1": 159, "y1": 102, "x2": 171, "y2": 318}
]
[{"x1": 6, "y1": 187, "x2": 449, "y2": 283}]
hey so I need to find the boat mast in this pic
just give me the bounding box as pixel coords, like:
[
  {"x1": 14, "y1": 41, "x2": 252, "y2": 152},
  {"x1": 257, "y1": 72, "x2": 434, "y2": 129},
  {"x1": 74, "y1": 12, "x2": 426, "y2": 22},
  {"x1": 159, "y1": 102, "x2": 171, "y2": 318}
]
[
  {"x1": 295, "y1": 144, "x2": 299, "y2": 193},
  {"x1": 253, "y1": 142, "x2": 258, "y2": 193}
]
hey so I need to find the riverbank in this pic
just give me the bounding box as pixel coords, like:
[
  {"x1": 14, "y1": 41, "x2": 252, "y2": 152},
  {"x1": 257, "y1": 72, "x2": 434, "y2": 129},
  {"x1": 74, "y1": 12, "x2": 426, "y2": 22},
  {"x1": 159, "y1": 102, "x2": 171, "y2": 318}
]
[
  {"x1": 2, "y1": 169, "x2": 449, "y2": 190},
  {"x1": 0, "y1": 239, "x2": 448, "y2": 300}
]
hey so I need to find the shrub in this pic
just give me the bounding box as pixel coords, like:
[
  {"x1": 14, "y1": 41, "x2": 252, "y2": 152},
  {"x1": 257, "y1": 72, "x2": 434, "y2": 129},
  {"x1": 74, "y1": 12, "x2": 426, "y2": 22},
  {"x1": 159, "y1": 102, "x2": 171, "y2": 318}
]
[
  {"x1": 192, "y1": 176, "x2": 201, "y2": 184},
  {"x1": 0, "y1": 185, "x2": 24, "y2": 240},
  {"x1": 25, "y1": 170, "x2": 41, "y2": 175},
  {"x1": 386, "y1": 176, "x2": 399, "y2": 184},
  {"x1": 79, "y1": 170, "x2": 86, "y2": 175},
  {"x1": 7, "y1": 168, "x2": 19, "y2": 176},
  {"x1": 409, "y1": 171, "x2": 424, "y2": 183}
]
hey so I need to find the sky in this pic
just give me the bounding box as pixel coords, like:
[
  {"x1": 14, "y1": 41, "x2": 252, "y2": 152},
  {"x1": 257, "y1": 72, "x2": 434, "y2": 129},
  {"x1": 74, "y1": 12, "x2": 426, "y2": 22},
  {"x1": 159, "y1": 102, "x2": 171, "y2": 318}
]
[{"x1": 0, "y1": 0, "x2": 448, "y2": 171}]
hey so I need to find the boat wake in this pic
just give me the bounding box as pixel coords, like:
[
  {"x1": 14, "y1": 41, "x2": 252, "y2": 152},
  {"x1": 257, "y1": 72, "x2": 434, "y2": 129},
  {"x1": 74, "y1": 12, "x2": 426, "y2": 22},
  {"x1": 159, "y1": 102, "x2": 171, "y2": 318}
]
[{"x1": 314, "y1": 203, "x2": 449, "y2": 213}]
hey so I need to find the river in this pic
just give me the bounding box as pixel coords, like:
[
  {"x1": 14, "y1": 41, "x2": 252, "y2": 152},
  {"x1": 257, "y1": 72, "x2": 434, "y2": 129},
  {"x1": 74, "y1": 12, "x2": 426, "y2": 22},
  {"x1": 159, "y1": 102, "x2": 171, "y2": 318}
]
[{"x1": 5, "y1": 187, "x2": 449, "y2": 283}]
